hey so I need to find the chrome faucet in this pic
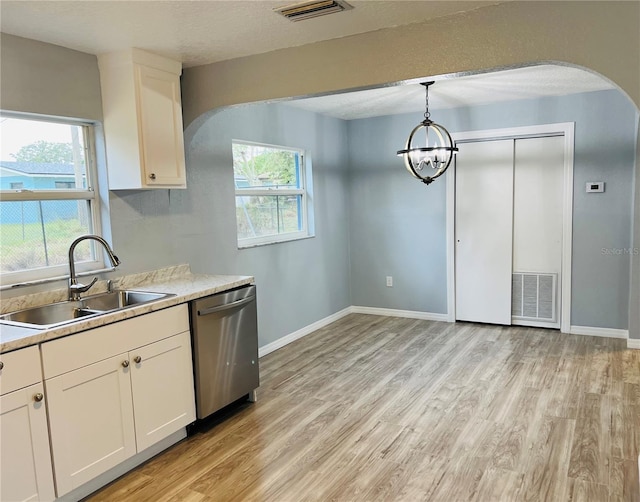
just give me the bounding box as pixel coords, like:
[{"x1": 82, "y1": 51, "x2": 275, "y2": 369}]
[{"x1": 68, "y1": 235, "x2": 121, "y2": 301}]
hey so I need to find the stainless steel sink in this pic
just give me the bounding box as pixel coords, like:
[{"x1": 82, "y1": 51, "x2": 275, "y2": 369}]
[
  {"x1": 0, "y1": 301, "x2": 102, "y2": 328},
  {"x1": 81, "y1": 290, "x2": 171, "y2": 312},
  {"x1": 0, "y1": 290, "x2": 175, "y2": 329}
]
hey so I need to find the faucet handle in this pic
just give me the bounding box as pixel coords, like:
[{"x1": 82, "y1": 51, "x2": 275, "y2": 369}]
[{"x1": 69, "y1": 277, "x2": 98, "y2": 295}]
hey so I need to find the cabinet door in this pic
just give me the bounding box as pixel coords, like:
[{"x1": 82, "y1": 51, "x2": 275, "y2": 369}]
[
  {"x1": 0, "y1": 383, "x2": 55, "y2": 502},
  {"x1": 46, "y1": 355, "x2": 136, "y2": 496},
  {"x1": 135, "y1": 64, "x2": 186, "y2": 187},
  {"x1": 130, "y1": 331, "x2": 196, "y2": 452}
]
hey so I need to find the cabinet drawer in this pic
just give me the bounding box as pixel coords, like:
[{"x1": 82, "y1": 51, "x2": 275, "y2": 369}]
[
  {"x1": 42, "y1": 304, "x2": 189, "y2": 379},
  {"x1": 0, "y1": 346, "x2": 42, "y2": 396}
]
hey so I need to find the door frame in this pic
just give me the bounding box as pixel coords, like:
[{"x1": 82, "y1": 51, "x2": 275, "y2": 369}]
[{"x1": 445, "y1": 122, "x2": 575, "y2": 332}]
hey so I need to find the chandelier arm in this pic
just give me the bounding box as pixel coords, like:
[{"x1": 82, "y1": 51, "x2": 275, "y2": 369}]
[{"x1": 400, "y1": 123, "x2": 427, "y2": 180}]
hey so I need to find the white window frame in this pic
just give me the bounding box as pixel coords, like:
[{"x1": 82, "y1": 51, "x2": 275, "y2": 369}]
[
  {"x1": 0, "y1": 112, "x2": 105, "y2": 287},
  {"x1": 233, "y1": 140, "x2": 313, "y2": 248}
]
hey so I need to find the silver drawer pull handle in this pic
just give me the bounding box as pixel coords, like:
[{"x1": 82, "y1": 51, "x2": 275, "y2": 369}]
[
  {"x1": 134, "y1": 356, "x2": 142, "y2": 364},
  {"x1": 149, "y1": 173, "x2": 156, "y2": 180},
  {"x1": 34, "y1": 393, "x2": 44, "y2": 402},
  {"x1": 122, "y1": 360, "x2": 130, "y2": 368},
  {"x1": 0, "y1": 361, "x2": 3, "y2": 370}
]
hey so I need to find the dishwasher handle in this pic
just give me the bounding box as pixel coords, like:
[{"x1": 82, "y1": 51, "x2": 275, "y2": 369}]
[{"x1": 197, "y1": 295, "x2": 255, "y2": 316}]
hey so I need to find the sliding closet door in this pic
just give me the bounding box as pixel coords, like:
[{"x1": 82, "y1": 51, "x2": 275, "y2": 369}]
[
  {"x1": 512, "y1": 136, "x2": 564, "y2": 326},
  {"x1": 455, "y1": 139, "x2": 514, "y2": 324}
]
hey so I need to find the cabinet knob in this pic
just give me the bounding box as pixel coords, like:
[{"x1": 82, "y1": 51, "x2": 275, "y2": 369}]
[
  {"x1": 149, "y1": 173, "x2": 156, "y2": 180},
  {"x1": 33, "y1": 393, "x2": 44, "y2": 402},
  {"x1": 122, "y1": 360, "x2": 130, "y2": 368},
  {"x1": 0, "y1": 361, "x2": 3, "y2": 370},
  {"x1": 134, "y1": 356, "x2": 142, "y2": 364}
]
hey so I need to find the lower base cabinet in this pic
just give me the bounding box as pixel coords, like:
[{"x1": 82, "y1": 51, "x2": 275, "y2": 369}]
[
  {"x1": 131, "y1": 332, "x2": 195, "y2": 451},
  {"x1": 0, "y1": 383, "x2": 56, "y2": 502},
  {"x1": 46, "y1": 354, "x2": 137, "y2": 495},
  {"x1": 42, "y1": 305, "x2": 196, "y2": 497}
]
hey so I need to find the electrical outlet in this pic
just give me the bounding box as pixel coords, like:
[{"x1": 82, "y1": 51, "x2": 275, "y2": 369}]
[{"x1": 386, "y1": 276, "x2": 393, "y2": 287}]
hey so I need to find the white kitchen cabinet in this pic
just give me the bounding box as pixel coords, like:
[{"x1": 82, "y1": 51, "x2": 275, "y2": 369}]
[
  {"x1": 45, "y1": 354, "x2": 137, "y2": 496},
  {"x1": 42, "y1": 305, "x2": 195, "y2": 497},
  {"x1": 98, "y1": 48, "x2": 187, "y2": 189},
  {"x1": 130, "y1": 331, "x2": 195, "y2": 451},
  {"x1": 0, "y1": 347, "x2": 55, "y2": 502}
]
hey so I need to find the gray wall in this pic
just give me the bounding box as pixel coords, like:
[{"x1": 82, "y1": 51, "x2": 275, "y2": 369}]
[
  {"x1": 347, "y1": 114, "x2": 448, "y2": 313},
  {"x1": 0, "y1": 33, "x2": 103, "y2": 121},
  {"x1": 631, "y1": 115, "x2": 640, "y2": 340},
  {"x1": 175, "y1": 104, "x2": 352, "y2": 346},
  {"x1": 348, "y1": 90, "x2": 637, "y2": 330}
]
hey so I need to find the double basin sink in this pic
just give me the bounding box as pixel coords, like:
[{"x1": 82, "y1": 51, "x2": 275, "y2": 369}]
[{"x1": 0, "y1": 290, "x2": 175, "y2": 330}]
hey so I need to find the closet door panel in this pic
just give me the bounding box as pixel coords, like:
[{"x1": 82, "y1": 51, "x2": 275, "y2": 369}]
[
  {"x1": 513, "y1": 136, "x2": 564, "y2": 273},
  {"x1": 512, "y1": 135, "x2": 564, "y2": 327},
  {"x1": 455, "y1": 139, "x2": 514, "y2": 325}
]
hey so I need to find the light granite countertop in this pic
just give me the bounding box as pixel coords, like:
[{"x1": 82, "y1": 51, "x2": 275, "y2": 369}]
[{"x1": 0, "y1": 265, "x2": 254, "y2": 353}]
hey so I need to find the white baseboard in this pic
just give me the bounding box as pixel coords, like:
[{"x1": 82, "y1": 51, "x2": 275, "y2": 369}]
[
  {"x1": 258, "y1": 306, "x2": 450, "y2": 358},
  {"x1": 351, "y1": 306, "x2": 450, "y2": 322},
  {"x1": 259, "y1": 310, "x2": 636, "y2": 359},
  {"x1": 258, "y1": 307, "x2": 352, "y2": 358},
  {"x1": 569, "y1": 325, "x2": 629, "y2": 340},
  {"x1": 628, "y1": 338, "x2": 640, "y2": 349}
]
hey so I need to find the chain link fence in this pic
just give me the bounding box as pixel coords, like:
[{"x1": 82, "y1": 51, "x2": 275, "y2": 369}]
[{"x1": 0, "y1": 200, "x2": 92, "y2": 273}]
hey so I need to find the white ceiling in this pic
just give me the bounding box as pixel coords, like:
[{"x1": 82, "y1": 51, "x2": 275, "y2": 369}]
[
  {"x1": 0, "y1": 1, "x2": 616, "y2": 118},
  {"x1": 284, "y1": 65, "x2": 616, "y2": 120},
  {"x1": 0, "y1": 0, "x2": 499, "y2": 68}
]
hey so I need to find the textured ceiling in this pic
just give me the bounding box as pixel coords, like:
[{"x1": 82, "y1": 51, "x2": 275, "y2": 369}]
[
  {"x1": 0, "y1": 0, "x2": 499, "y2": 67},
  {"x1": 283, "y1": 65, "x2": 616, "y2": 120}
]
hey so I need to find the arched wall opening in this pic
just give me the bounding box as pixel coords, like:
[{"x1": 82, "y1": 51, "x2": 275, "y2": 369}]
[
  {"x1": 182, "y1": 61, "x2": 638, "y2": 348},
  {"x1": 182, "y1": 1, "x2": 640, "y2": 129},
  {"x1": 181, "y1": 0, "x2": 639, "y2": 347}
]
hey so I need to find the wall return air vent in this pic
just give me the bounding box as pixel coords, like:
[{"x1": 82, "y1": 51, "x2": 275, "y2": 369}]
[
  {"x1": 274, "y1": 0, "x2": 353, "y2": 21},
  {"x1": 512, "y1": 272, "x2": 558, "y2": 324}
]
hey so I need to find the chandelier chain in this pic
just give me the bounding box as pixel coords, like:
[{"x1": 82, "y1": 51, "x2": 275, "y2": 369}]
[{"x1": 424, "y1": 84, "x2": 431, "y2": 121}]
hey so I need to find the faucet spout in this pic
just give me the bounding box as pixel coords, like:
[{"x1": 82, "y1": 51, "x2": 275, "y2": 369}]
[{"x1": 68, "y1": 235, "x2": 121, "y2": 301}]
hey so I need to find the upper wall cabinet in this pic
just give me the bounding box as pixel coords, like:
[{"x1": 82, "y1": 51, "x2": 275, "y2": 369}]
[{"x1": 98, "y1": 49, "x2": 187, "y2": 189}]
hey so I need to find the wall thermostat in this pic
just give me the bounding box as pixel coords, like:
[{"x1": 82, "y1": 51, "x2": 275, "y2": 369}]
[{"x1": 586, "y1": 181, "x2": 605, "y2": 193}]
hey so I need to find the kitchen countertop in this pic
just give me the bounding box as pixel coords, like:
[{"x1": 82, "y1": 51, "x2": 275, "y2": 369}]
[{"x1": 0, "y1": 265, "x2": 254, "y2": 353}]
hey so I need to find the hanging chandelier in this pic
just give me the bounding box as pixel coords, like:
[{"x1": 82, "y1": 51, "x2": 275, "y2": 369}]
[{"x1": 397, "y1": 82, "x2": 458, "y2": 185}]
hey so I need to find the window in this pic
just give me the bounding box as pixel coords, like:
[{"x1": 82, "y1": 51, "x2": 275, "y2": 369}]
[
  {"x1": 232, "y1": 141, "x2": 313, "y2": 247},
  {"x1": 0, "y1": 113, "x2": 103, "y2": 285}
]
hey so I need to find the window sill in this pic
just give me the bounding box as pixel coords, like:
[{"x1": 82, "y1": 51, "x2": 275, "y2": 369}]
[
  {"x1": 237, "y1": 233, "x2": 315, "y2": 250},
  {"x1": 0, "y1": 266, "x2": 116, "y2": 291}
]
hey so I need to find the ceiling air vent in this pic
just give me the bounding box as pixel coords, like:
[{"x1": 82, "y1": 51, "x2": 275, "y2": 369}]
[{"x1": 274, "y1": 0, "x2": 353, "y2": 22}]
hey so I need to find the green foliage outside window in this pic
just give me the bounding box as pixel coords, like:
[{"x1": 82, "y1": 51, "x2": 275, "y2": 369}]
[
  {"x1": 11, "y1": 141, "x2": 76, "y2": 164},
  {"x1": 232, "y1": 144, "x2": 298, "y2": 188},
  {"x1": 232, "y1": 142, "x2": 306, "y2": 243}
]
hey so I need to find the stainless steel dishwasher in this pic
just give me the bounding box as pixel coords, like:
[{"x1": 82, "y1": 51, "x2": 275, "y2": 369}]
[{"x1": 190, "y1": 285, "x2": 259, "y2": 419}]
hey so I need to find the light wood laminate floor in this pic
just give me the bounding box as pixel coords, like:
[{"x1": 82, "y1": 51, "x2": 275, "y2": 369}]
[{"x1": 89, "y1": 314, "x2": 640, "y2": 501}]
